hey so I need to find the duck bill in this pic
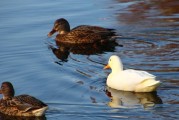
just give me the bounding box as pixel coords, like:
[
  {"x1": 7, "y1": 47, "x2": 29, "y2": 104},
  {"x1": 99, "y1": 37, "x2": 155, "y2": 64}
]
[
  {"x1": 103, "y1": 64, "x2": 110, "y2": 69},
  {"x1": 48, "y1": 29, "x2": 57, "y2": 37}
]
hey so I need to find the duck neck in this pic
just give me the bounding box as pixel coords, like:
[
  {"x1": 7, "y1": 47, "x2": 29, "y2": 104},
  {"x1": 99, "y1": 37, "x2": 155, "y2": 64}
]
[
  {"x1": 1, "y1": 91, "x2": 14, "y2": 100},
  {"x1": 59, "y1": 30, "x2": 69, "y2": 35},
  {"x1": 2, "y1": 93, "x2": 13, "y2": 100},
  {"x1": 59, "y1": 21, "x2": 70, "y2": 35},
  {"x1": 111, "y1": 62, "x2": 123, "y2": 74},
  {"x1": 3, "y1": 96, "x2": 12, "y2": 100}
]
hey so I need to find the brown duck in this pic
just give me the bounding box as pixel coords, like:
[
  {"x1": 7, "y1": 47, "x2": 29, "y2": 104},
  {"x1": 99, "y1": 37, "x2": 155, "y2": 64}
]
[
  {"x1": 48, "y1": 18, "x2": 116, "y2": 44},
  {"x1": 0, "y1": 82, "x2": 48, "y2": 116}
]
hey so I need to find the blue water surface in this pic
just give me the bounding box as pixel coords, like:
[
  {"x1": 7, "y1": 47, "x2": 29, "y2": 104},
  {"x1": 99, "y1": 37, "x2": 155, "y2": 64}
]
[{"x1": 0, "y1": 0, "x2": 179, "y2": 119}]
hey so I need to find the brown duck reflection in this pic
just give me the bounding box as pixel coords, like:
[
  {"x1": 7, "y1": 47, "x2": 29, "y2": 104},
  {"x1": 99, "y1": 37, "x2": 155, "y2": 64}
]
[
  {"x1": 0, "y1": 113, "x2": 46, "y2": 120},
  {"x1": 106, "y1": 87, "x2": 162, "y2": 108},
  {"x1": 49, "y1": 40, "x2": 122, "y2": 62}
]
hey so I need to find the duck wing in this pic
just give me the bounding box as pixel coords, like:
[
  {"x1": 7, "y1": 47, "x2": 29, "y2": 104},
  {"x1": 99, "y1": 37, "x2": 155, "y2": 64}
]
[
  {"x1": 58, "y1": 29, "x2": 97, "y2": 44},
  {"x1": 15, "y1": 94, "x2": 47, "y2": 108},
  {"x1": 73, "y1": 25, "x2": 116, "y2": 36},
  {"x1": 0, "y1": 97, "x2": 35, "y2": 113},
  {"x1": 0, "y1": 95, "x2": 47, "y2": 116},
  {"x1": 120, "y1": 69, "x2": 156, "y2": 83},
  {"x1": 73, "y1": 25, "x2": 115, "y2": 31},
  {"x1": 55, "y1": 25, "x2": 115, "y2": 43},
  {"x1": 107, "y1": 69, "x2": 156, "y2": 91},
  {"x1": 10, "y1": 94, "x2": 47, "y2": 112},
  {"x1": 64, "y1": 29, "x2": 114, "y2": 44}
]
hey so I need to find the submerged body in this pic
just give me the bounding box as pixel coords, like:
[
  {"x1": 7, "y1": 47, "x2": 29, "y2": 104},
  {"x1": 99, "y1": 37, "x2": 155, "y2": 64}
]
[
  {"x1": 104, "y1": 55, "x2": 161, "y2": 92},
  {"x1": 48, "y1": 18, "x2": 116, "y2": 44},
  {"x1": 0, "y1": 82, "x2": 48, "y2": 116}
]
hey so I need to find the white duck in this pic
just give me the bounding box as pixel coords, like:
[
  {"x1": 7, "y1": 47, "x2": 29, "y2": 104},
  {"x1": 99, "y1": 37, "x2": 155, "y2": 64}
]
[{"x1": 104, "y1": 55, "x2": 161, "y2": 92}]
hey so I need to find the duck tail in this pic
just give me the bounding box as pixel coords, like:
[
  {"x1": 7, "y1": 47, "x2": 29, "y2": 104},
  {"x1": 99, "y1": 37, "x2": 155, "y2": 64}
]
[
  {"x1": 32, "y1": 106, "x2": 48, "y2": 116},
  {"x1": 136, "y1": 79, "x2": 161, "y2": 92}
]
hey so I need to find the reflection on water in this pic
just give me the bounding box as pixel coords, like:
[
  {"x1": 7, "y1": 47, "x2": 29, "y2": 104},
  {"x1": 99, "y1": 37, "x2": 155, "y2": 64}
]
[
  {"x1": 116, "y1": 0, "x2": 179, "y2": 24},
  {"x1": 106, "y1": 87, "x2": 162, "y2": 109},
  {"x1": 47, "y1": 40, "x2": 121, "y2": 63},
  {"x1": 114, "y1": 0, "x2": 179, "y2": 73}
]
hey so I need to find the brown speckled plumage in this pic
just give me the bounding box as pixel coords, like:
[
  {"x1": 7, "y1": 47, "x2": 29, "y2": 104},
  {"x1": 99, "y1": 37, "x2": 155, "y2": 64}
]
[
  {"x1": 0, "y1": 82, "x2": 48, "y2": 116},
  {"x1": 48, "y1": 18, "x2": 116, "y2": 44}
]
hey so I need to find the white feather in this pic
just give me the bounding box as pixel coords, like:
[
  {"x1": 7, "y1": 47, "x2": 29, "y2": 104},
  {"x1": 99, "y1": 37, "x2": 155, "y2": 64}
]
[{"x1": 32, "y1": 106, "x2": 48, "y2": 116}]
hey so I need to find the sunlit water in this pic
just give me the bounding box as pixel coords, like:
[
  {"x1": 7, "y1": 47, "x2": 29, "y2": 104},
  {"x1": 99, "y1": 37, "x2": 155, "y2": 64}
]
[{"x1": 0, "y1": 0, "x2": 179, "y2": 119}]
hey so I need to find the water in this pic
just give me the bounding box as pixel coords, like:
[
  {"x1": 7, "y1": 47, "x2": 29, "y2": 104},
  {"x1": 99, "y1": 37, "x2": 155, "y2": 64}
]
[{"x1": 0, "y1": 0, "x2": 179, "y2": 119}]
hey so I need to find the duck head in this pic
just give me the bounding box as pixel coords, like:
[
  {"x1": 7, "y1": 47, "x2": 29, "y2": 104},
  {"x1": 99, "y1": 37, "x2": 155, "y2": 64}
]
[
  {"x1": 48, "y1": 18, "x2": 70, "y2": 37},
  {"x1": 104, "y1": 55, "x2": 123, "y2": 73},
  {"x1": 0, "y1": 82, "x2": 15, "y2": 100}
]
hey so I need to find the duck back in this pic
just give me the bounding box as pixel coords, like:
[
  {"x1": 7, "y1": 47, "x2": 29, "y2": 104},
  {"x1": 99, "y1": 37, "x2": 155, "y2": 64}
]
[{"x1": 56, "y1": 25, "x2": 116, "y2": 44}]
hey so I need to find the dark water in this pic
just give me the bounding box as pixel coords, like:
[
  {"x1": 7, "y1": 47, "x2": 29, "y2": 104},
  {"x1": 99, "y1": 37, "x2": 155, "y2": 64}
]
[{"x1": 0, "y1": 0, "x2": 179, "y2": 119}]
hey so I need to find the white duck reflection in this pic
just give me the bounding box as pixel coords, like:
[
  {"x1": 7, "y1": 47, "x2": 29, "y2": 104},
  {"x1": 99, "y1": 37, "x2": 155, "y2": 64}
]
[{"x1": 106, "y1": 87, "x2": 162, "y2": 108}]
